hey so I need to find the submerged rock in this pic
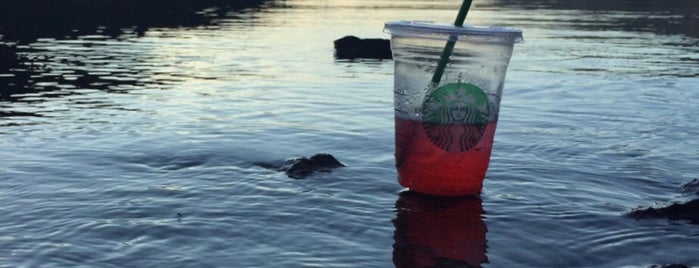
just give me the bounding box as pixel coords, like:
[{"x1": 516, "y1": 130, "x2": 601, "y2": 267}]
[
  {"x1": 334, "y1": 35, "x2": 392, "y2": 60},
  {"x1": 629, "y1": 199, "x2": 699, "y2": 224},
  {"x1": 280, "y1": 153, "x2": 345, "y2": 179}
]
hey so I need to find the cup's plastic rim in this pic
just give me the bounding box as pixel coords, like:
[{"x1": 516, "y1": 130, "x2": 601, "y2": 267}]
[{"x1": 384, "y1": 20, "x2": 523, "y2": 43}]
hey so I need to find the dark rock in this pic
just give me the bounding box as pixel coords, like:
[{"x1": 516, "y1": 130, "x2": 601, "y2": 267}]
[
  {"x1": 681, "y1": 178, "x2": 699, "y2": 195},
  {"x1": 334, "y1": 35, "x2": 392, "y2": 60},
  {"x1": 629, "y1": 199, "x2": 699, "y2": 224},
  {"x1": 279, "y1": 153, "x2": 345, "y2": 179}
]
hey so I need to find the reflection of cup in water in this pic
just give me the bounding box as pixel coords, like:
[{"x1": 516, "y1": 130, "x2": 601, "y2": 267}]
[
  {"x1": 385, "y1": 21, "x2": 522, "y2": 196},
  {"x1": 393, "y1": 191, "x2": 488, "y2": 267}
]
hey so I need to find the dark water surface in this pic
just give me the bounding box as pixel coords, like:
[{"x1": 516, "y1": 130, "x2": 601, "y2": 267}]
[{"x1": 1, "y1": 0, "x2": 698, "y2": 267}]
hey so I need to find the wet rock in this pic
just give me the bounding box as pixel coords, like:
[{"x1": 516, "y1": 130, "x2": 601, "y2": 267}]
[
  {"x1": 629, "y1": 199, "x2": 699, "y2": 224},
  {"x1": 334, "y1": 35, "x2": 392, "y2": 60},
  {"x1": 279, "y1": 153, "x2": 345, "y2": 179},
  {"x1": 681, "y1": 178, "x2": 699, "y2": 195}
]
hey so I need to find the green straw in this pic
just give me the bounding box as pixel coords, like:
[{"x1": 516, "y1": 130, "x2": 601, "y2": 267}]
[{"x1": 429, "y1": 0, "x2": 473, "y2": 88}]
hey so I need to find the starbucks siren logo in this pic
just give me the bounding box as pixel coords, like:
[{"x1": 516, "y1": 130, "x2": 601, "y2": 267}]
[{"x1": 421, "y1": 82, "x2": 491, "y2": 152}]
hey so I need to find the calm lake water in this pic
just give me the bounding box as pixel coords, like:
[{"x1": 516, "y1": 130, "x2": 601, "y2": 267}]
[{"x1": 1, "y1": 0, "x2": 698, "y2": 267}]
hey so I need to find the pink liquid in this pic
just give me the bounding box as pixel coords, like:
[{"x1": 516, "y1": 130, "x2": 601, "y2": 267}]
[{"x1": 395, "y1": 117, "x2": 497, "y2": 196}]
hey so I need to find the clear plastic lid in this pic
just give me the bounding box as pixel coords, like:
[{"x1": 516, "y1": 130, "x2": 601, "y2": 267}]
[{"x1": 384, "y1": 20, "x2": 523, "y2": 43}]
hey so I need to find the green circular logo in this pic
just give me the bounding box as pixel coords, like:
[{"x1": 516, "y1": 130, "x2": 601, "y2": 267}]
[{"x1": 421, "y1": 83, "x2": 491, "y2": 152}]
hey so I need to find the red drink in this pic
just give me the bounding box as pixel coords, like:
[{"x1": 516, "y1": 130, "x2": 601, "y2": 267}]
[{"x1": 395, "y1": 117, "x2": 497, "y2": 196}]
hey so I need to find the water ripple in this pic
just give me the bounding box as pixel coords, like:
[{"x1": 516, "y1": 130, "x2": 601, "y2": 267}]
[{"x1": 1, "y1": 0, "x2": 699, "y2": 267}]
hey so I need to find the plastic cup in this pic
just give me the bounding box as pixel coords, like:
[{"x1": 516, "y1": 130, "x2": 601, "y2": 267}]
[{"x1": 384, "y1": 21, "x2": 522, "y2": 196}]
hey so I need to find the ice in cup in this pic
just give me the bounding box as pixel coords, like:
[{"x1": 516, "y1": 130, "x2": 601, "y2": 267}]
[{"x1": 384, "y1": 21, "x2": 522, "y2": 196}]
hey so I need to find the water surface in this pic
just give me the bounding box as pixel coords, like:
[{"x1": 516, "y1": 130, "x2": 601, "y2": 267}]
[{"x1": 1, "y1": 0, "x2": 698, "y2": 267}]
